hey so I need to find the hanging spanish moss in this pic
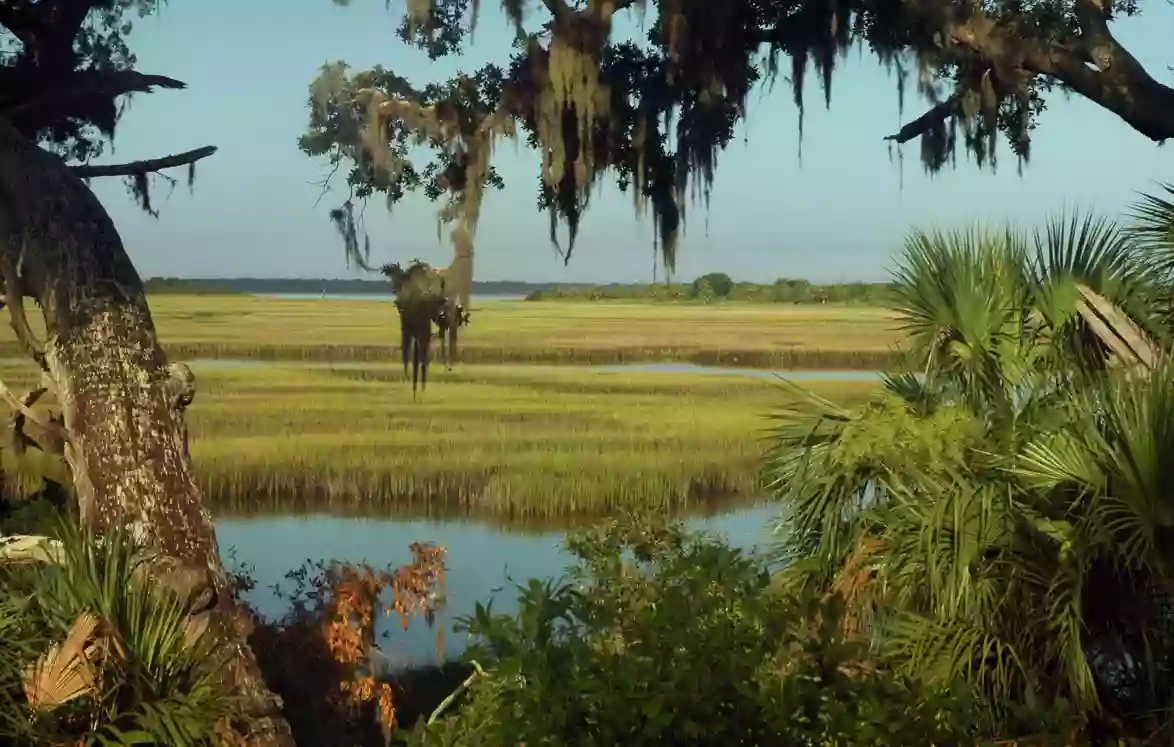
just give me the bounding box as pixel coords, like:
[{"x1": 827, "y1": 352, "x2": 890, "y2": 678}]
[{"x1": 303, "y1": 0, "x2": 1077, "y2": 376}]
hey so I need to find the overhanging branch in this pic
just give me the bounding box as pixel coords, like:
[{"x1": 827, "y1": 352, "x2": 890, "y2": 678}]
[
  {"x1": 885, "y1": 96, "x2": 959, "y2": 143},
  {"x1": 887, "y1": 0, "x2": 1174, "y2": 147},
  {"x1": 72, "y1": 145, "x2": 218, "y2": 179},
  {"x1": 1, "y1": 69, "x2": 188, "y2": 137}
]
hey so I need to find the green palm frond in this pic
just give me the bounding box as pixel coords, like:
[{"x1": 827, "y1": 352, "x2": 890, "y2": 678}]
[
  {"x1": 889, "y1": 226, "x2": 1040, "y2": 420},
  {"x1": 5, "y1": 517, "x2": 232, "y2": 745},
  {"x1": 1128, "y1": 183, "x2": 1174, "y2": 281},
  {"x1": 1031, "y1": 211, "x2": 1173, "y2": 365}
]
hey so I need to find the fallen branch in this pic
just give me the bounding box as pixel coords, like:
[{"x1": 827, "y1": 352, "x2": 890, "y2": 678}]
[
  {"x1": 0, "y1": 375, "x2": 67, "y2": 447},
  {"x1": 72, "y1": 145, "x2": 218, "y2": 179},
  {"x1": 0, "y1": 534, "x2": 64, "y2": 565}
]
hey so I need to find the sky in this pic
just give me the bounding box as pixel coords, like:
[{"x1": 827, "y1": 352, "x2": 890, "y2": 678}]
[{"x1": 88, "y1": 0, "x2": 1174, "y2": 283}]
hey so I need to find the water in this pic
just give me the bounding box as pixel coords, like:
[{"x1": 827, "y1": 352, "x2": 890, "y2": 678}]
[
  {"x1": 184, "y1": 358, "x2": 881, "y2": 382},
  {"x1": 592, "y1": 363, "x2": 883, "y2": 381},
  {"x1": 215, "y1": 503, "x2": 780, "y2": 669},
  {"x1": 257, "y1": 293, "x2": 526, "y2": 303}
]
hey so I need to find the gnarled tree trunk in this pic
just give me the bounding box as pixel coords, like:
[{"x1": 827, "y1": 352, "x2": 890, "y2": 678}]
[{"x1": 0, "y1": 118, "x2": 294, "y2": 746}]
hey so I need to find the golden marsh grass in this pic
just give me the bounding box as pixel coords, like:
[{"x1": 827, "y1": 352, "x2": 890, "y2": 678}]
[
  {"x1": 0, "y1": 296, "x2": 905, "y2": 369},
  {"x1": 0, "y1": 360, "x2": 879, "y2": 520}
]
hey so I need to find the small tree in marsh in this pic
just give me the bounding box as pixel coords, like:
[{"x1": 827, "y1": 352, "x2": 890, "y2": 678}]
[
  {"x1": 0, "y1": 2, "x2": 292, "y2": 744},
  {"x1": 304, "y1": 0, "x2": 1174, "y2": 338}
]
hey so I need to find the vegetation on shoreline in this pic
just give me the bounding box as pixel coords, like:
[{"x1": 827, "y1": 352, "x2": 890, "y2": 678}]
[
  {"x1": 525, "y1": 275, "x2": 893, "y2": 304},
  {"x1": 0, "y1": 361, "x2": 878, "y2": 520},
  {"x1": 144, "y1": 277, "x2": 552, "y2": 297},
  {"x1": 141, "y1": 275, "x2": 894, "y2": 306}
]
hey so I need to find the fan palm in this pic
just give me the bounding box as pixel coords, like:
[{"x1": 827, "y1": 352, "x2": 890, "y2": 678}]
[
  {"x1": 0, "y1": 516, "x2": 234, "y2": 746},
  {"x1": 765, "y1": 199, "x2": 1174, "y2": 740}
]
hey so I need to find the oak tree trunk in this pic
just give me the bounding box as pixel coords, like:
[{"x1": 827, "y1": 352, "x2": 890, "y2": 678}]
[{"x1": 0, "y1": 118, "x2": 295, "y2": 746}]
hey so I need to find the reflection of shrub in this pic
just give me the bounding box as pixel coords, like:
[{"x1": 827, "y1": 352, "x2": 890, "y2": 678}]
[
  {"x1": 404, "y1": 516, "x2": 996, "y2": 747},
  {"x1": 235, "y1": 543, "x2": 447, "y2": 747}
]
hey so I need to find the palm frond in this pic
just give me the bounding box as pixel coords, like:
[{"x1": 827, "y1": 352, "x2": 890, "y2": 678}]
[{"x1": 1128, "y1": 183, "x2": 1174, "y2": 280}]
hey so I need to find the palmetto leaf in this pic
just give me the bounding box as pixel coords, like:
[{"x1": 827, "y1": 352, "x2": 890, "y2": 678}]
[
  {"x1": 22, "y1": 611, "x2": 107, "y2": 712},
  {"x1": 769, "y1": 202, "x2": 1174, "y2": 734},
  {"x1": 1074, "y1": 284, "x2": 1161, "y2": 376},
  {"x1": 1128, "y1": 182, "x2": 1174, "y2": 280}
]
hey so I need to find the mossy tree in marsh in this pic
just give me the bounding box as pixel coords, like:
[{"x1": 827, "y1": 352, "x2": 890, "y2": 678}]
[
  {"x1": 303, "y1": 0, "x2": 1174, "y2": 346},
  {"x1": 380, "y1": 259, "x2": 470, "y2": 393},
  {"x1": 0, "y1": 2, "x2": 292, "y2": 745}
]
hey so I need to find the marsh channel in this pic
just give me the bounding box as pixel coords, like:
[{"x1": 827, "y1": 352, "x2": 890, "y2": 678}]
[{"x1": 194, "y1": 355, "x2": 872, "y2": 667}]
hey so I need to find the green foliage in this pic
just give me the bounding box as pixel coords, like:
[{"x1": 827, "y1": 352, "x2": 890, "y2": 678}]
[
  {"x1": 524, "y1": 278, "x2": 892, "y2": 304},
  {"x1": 401, "y1": 516, "x2": 998, "y2": 747},
  {"x1": 0, "y1": 517, "x2": 234, "y2": 746},
  {"x1": 1, "y1": 0, "x2": 164, "y2": 162},
  {"x1": 766, "y1": 201, "x2": 1174, "y2": 741},
  {"x1": 691, "y1": 272, "x2": 734, "y2": 298}
]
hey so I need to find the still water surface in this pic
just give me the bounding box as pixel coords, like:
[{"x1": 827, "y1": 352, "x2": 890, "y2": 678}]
[
  {"x1": 257, "y1": 293, "x2": 527, "y2": 303},
  {"x1": 216, "y1": 503, "x2": 780, "y2": 668},
  {"x1": 186, "y1": 358, "x2": 880, "y2": 381}
]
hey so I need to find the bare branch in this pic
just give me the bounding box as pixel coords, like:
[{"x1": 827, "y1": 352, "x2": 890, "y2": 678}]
[
  {"x1": 885, "y1": 96, "x2": 960, "y2": 143},
  {"x1": 2, "y1": 69, "x2": 187, "y2": 123},
  {"x1": 0, "y1": 255, "x2": 46, "y2": 370},
  {"x1": 11, "y1": 386, "x2": 49, "y2": 457},
  {"x1": 72, "y1": 145, "x2": 218, "y2": 179},
  {"x1": 0, "y1": 377, "x2": 67, "y2": 448}
]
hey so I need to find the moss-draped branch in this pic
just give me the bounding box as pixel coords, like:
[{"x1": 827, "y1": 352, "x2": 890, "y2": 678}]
[{"x1": 304, "y1": 0, "x2": 1173, "y2": 278}]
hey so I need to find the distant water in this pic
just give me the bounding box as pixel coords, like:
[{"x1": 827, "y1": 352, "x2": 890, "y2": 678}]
[
  {"x1": 592, "y1": 363, "x2": 883, "y2": 381},
  {"x1": 181, "y1": 358, "x2": 883, "y2": 381},
  {"x1": 256, "y1": 293, "x2": 526, "y2": 302}
]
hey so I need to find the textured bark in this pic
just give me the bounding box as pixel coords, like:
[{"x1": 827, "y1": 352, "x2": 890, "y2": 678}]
[
  {"x1": 891, "y1": 0, "x2": 1174, "y2": 144},
  {"x1": 0, "y1": 117, "x2": 294, "y2": 746}
]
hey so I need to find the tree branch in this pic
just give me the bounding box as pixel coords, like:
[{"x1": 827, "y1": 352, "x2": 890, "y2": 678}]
[
  {"x1": 72, "y1": 145, "x2": 218, "y2": 179},
  {"x1": 893, "y1": 0, "x2": 1174, "y2": 144},
  {"x1": 884, "y1": 95, "x2": 959, "y2": 143},
  {"x1": 1, "y1": 69, "x2": 188, "y2": 136},
  {"x1": 0, "y1": 376, "x2": 67, "y2": 449},
  {"x1": 0, "y1": 254, "x2": 47, "y2": 370}
]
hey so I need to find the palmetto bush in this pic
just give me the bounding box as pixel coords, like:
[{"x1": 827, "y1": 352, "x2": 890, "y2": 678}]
[
  {"x1": 0, "y1": 518, "x2": 233, "y2": 746},
  {"x1": 766, "y1": 198, "x2": 1174, "y2": 742}
]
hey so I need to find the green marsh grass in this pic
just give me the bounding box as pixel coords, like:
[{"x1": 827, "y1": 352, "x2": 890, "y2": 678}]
[
  {"x1": 0, "y1": 296, "x2": 905, "y2": 369},
  {"x1": 0, "y1": 360, "x2": 878, "y2": 520}
]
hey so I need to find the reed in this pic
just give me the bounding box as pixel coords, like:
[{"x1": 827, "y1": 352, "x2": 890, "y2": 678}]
[
  {"x1": 0, "y1": 361, "x2": 879, "y2": 520},
  {"x1": 0, "y1": 295, "x2": 905, "y2": 370}
]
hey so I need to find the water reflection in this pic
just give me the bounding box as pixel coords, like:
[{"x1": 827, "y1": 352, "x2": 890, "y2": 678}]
[{"x1": 216, "y1": 504, "x2": 780, "y2": 667}]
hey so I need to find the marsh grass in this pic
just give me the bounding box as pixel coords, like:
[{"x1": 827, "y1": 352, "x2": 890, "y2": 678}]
[
  {"x1": 0, "y1": 361, "x2": 878, "y2": 519},
  {"x1": 0, "y1": 296, "x2": 905, "y2": 369}
]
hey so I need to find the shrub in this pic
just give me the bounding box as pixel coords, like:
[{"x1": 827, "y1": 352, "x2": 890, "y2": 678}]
[
  {"x1": 401, "y1": 516, "x2": 995, "y2": 747},
  {"x1": 0, "y1": 518, "x2": 234, "y2": 746},
  {"x1": 691, "y1": 272, "x2": 734, "y2": 298}
]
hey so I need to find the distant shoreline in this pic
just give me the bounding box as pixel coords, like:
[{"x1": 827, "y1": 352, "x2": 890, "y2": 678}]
[{"x1": 143, "y1": 276, "x2": 893, "y2": 305}]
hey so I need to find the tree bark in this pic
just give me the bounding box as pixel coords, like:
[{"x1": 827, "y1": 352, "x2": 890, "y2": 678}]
[{"x1": 0, "y1": 117, "x2": 295, "y2": 746}]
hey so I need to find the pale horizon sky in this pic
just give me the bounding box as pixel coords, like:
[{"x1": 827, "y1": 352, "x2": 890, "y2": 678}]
[{"x1": 86, "y1": 0, "x2": 1174, "y2": 284}]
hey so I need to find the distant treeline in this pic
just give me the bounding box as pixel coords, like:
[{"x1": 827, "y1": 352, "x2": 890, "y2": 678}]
[
  {"x1": 142, "y1": 277, "x2": 550, "y2": 296},
  {"x1": 525, "y1": 274, "x2": 894, "y2": 305},
  {"x1": 143, "y1": 275, "x2": 893, "y2": 304}
]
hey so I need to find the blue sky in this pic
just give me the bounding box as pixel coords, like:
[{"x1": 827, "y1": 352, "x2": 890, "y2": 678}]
[{"x1": 90, "y1": 0, "x2": 1174, "y2": 283}]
